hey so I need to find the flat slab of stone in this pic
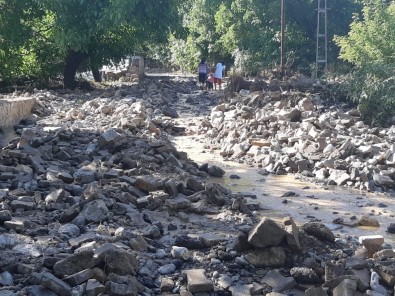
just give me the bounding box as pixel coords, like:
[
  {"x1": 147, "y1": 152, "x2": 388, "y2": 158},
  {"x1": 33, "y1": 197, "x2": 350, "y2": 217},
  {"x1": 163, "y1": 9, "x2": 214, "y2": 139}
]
[
  {"x1": 182, "y1": 269, "x2": 214, "y2": 293},
  {"x1": 262, "y1": 269, "x2": 296, "y2": 292},
  {"x1": 0, "y1": 97, "x2": 36, "y2": 128},
  {"x1": 229, "y1": 284, "x2": 253, "y2": 296}
]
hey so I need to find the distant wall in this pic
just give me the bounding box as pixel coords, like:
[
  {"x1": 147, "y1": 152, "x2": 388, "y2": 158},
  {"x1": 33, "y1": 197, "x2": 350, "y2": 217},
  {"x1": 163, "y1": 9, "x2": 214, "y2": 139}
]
[{"x1": 0, "y1": 97, "x2": 36, "y2": 128}]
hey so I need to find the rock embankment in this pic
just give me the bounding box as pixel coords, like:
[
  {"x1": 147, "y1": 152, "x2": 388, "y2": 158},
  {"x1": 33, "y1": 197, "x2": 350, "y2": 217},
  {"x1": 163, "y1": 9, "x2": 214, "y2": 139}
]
[
  {"x1": 203, "y1": 89, "x2": 395, "y2": 192},
  {"x1": 0, "y1": 78, "x2": 393, "y2": 295}
]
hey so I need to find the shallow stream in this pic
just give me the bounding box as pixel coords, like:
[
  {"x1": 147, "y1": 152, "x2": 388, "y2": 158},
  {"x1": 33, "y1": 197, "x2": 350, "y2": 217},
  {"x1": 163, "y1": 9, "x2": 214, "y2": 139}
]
[{"x1": 172, "y1": 130, "x2": 395, "y2": 245}]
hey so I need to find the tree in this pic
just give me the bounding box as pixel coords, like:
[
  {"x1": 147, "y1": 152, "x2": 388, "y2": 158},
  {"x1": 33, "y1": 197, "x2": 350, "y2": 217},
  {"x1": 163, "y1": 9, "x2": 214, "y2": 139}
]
[
  {"x1": 335, "y1": 0, "x2": 395, "y2": 66},
  {"x1": 166, "y1": 0, "x2": 360, "y2": 75},
  {"x1": 335, "y1": 0, "x2": 395, "y2": 126},
  {"x1": 31, "y1": 0, "x2": 180, "y2": 88},
  {"x1": 0, "y1": 0, "x2": 53, "y2": 82}
]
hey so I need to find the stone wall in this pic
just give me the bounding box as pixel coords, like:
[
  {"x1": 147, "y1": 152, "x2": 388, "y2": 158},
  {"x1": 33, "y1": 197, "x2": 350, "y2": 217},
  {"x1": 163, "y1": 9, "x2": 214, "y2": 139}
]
[{"x1": 0, "y1": 97, "x2": 36, "y2": 128}]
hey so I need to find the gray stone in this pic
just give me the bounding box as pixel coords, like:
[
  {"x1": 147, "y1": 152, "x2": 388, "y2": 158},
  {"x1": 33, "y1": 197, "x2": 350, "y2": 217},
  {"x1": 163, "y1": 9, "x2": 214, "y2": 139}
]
[
  {"x1": 302, "y1": 222, "x2": 335, "y2": 243},
  {"x1": 24, "y1": 285, "x2": 59, "y2": 296},
  {"x1": 325, "y1": 262, "x2": 345, "y2": 282},
  {"x1": 63, "y1": 269, "x2": 93, "y2": 286},
  {"x1": 73, "y1": 169, "x2": 96, "y2": 185},
  {"x1": 262, "y1": 269, "x2": 296, "y2": 292},
  {"x1": 0, "y1": 271, "x2": 13, "y2": 285},
  {"x1": 359, "y1": 216, "x2": 380, "y2": 227},
  {"x1": 323, "y1": 275, "x2": 369, "y2": 292},
  {"x1": 158, "y1": 264, "x2": 176, "y2": 275},
  {"x1": 229, "y1": 231, "x2": 252, "y2": 252},
  {"x1": 171, "y1": 246, "x2": 190, "y2": 260},
  {"x1": 207, "y1": 165, "x2": 225, "y2": 177},
  {"x1": 58, "y1": 223, "x2": 80, "y2": 238},
  {"x1": 39, "y1": 272, "x2": 73, "y2": 296},
  {"x1": 60, "y1": 204, "x2": 81, "y2": 223},
  {"x1": 11, "y1": 200, "x2": 34, "y2": 211},
  {"x1": 105, "y1": 273, "x2": 141, "y2": 296},
  {"x1": 0, "y1": 210, "x2": 12, "y2": 224},
  {"x1": 98, "y1": 129, "x2": 123, "y2": 148},
  {"x1": 329, "y1": 169, "x2": 351, "y2": 185},
  {"x1": 182, "y1": 269, "x2": 214, "y2": 293},
  {"x1": 129, "y1": 235, "x2": 148, "y2": 251},
  {"x1": 290, "y1": 267, "x2": 321, "y2": 284},
  {"x1": 376, "y1": 262, "x2": 395, "y2": 287},
  {"x1": 160, "y1": 277, "x2": 174, "y2": 292},
  {"x1": 248, "y1": 218, "x2": 286, "y2": 248},
  {"x1": 165, "y1": 196, "x2": 191, "y2": 210},
  {"x1": 244, "y1": 247, "x2": 286, "y2": 267},
  {"x1": 162, "y1": 106, "x2": 179, "y2": 118},
  {"x1": 305, "y1": 286, "x2": 328, "y2": 296},
  {"x1": 345, "y1": 257, "x2": 366, "y2": 270},
  {"x1": 359, "y1": 235, "x2": 384, "y2": 257},
  {"x1": 68, "y1": 233, "x2": 97, "y2": 248},
  {"x1": 348, "y1": 268, "x2": 370, "y2": 289},
  {"x1": 53, "y1": 250, "x2": 95, "y2": 278},
  {"x1": 80, "y1": 200, "x2": 109, "y2": 223},
  {"x1": 102, "y1": 248, "x2": 138, "y2": 276},
  {"x1": 218, "y1": 274, "x2": 233, "y2": 289},
  {"x1": 373, "y1": 249, "x2": 395, "y2": 260},
  {"x1": 105, "y1": 281, "x2": 138, "y2": 296},
  {"x1": 333, "y1": 278, "x2": 357, "y2": 296},
  {"x1": 284, "y1": 217, "x2": 301, "y2": 251},
  {"x1": 370, "y1": 270, "x2": 387, "y2": 295},
  {"x1": 135, "y1": 175, "x2": 162, "y2": 192},
  {"x1": 45, "y1": 189, "x2": 67, "y2": 204},
  {"x1": 229, "y1": 284, "x2": 253, "y2": 296},
  {"x1": 86, "y1": 279, "x2": 105, "y2": 296},
  {"x1": 199, "y1": 233, "x2": 227, "y2": 247}
]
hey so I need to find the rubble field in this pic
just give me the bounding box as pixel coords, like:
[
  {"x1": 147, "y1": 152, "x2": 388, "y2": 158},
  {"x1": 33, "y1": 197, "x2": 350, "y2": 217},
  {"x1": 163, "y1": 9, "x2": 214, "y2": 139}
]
[{"x1": 0, "y1": 76, "x2": 393, "y2": 296}]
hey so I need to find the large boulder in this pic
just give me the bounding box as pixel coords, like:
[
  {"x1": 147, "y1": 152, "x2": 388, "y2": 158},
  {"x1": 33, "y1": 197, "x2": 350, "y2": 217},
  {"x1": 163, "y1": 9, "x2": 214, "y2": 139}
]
[{"x1": 248, "y1": 218, "x2": 286, "y2": 248}]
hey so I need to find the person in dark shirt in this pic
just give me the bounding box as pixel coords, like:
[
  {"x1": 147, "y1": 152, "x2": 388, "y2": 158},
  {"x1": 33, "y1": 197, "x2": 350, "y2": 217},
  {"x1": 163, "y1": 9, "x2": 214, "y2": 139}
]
[{"x1": 198, "y1": 58, "x2": 209, "y2": 89}]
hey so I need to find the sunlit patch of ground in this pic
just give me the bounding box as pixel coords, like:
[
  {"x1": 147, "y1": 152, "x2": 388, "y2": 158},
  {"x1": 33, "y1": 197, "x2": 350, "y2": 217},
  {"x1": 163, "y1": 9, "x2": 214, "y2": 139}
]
[{"x1": 172, "y1": 131, "x2": 395, "y2": 244}]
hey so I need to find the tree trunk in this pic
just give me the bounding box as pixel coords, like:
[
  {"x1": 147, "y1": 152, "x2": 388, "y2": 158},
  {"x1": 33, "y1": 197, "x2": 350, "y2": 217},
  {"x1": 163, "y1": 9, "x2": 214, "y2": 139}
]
[
  {"x1": 91, "y1": 67, "x2": 102, "y2": 82},
  {"x1": 63, "y1": 50, "x2": 87, "y2": 89}
]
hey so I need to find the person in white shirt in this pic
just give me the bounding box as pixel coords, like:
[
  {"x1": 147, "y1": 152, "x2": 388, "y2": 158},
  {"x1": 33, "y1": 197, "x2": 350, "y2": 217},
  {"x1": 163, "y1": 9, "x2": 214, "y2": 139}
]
[{"x1": 214, "y1": 62, "x2": 225, "y2": 90}]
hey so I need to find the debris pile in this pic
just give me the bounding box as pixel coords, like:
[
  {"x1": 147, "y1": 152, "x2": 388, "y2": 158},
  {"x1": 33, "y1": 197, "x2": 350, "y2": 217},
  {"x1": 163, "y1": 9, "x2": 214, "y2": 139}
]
[
  {"x1": 0, "y1": 78, "x2": 393, "y2": 295},
  {"x1": 204, "y1": 90, "x2": 395, "y2": 192}
]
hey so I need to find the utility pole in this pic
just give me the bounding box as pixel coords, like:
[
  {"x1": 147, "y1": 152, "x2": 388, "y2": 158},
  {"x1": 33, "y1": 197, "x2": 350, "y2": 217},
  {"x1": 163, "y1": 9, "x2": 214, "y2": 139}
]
[
  {"x1": 316, "y1": 0, "x2": 328, "y2": 77},
  {"x1": 280, "y1": 0, "x2": 285, "y2": 73}
]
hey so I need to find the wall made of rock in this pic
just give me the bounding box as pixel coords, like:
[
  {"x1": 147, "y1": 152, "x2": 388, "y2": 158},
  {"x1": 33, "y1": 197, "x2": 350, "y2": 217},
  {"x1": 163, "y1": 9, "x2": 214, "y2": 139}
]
[{"x1": 0, "y1": 97, "x2": 36, "y2": 128}]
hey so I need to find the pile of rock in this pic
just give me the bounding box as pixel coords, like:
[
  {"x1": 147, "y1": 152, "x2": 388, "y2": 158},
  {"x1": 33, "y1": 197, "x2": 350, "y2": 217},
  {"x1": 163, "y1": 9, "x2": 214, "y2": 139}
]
[
  {"x1": 204, "y1": 90, "x2": 395, "y2": 192},
  {"x1": 0, "y1": 78, "x2": 393, "y2": 295}
]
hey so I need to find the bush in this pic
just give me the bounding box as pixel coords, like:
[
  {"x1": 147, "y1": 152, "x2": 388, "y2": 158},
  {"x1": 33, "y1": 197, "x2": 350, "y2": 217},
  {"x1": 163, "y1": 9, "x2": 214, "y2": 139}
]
[{"x1": 345, "y1": 63, "x2": 395, "y2": 127}]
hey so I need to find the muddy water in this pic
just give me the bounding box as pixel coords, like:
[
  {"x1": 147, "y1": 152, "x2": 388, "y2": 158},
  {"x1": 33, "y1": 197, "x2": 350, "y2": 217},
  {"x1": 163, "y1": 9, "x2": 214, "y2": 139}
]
[{"x1": 172, "y1": 132, "x2": 395, "y2": 244}]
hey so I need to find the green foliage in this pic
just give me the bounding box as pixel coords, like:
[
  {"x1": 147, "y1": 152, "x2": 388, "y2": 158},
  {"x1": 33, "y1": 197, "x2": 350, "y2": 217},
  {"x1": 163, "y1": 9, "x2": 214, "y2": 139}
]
[
  {"x1": 335, "y1": 0, "x2": 395, "y2": 126},
  {"x1": 0, "y1": 0, "x2": 181, "y2": 85},
  {"x1": 0, "y1": 0, "x2": 51, "y2": 81},
  {"x1": 162, "y1": 0, "x2": 360, "y2": 75},
  {"x1": 335, "y1": 1, "x2": 395, "y2": 66},
  {"x1": 168, "y1": 35, "x2": 200, "y2": 72}
]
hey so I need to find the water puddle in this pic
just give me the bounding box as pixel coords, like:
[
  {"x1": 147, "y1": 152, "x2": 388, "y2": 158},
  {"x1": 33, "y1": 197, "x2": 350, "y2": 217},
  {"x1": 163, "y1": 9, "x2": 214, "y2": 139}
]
[{"x1": 173, "y1": 134, "x2": 395, "y2": 244}]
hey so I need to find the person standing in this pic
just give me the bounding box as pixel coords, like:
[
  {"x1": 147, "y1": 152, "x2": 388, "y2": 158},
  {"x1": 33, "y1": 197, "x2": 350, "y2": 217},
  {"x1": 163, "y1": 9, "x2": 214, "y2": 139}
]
[
  {"x1": 198, "y1": 58, "x2": 209, "y2": 89},
  {"x1": 214, "y1": 62, "x2": 225, "y2": 91}
]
